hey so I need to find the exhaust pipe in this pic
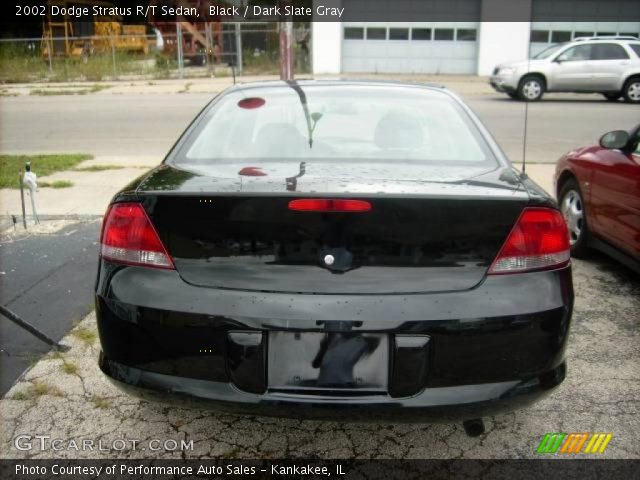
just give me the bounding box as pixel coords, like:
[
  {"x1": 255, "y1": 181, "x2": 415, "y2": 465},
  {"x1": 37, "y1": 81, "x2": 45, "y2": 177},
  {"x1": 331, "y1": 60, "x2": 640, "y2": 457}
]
[{"x1": 463, "y1": 418, "x2": 485, "y2": 437}]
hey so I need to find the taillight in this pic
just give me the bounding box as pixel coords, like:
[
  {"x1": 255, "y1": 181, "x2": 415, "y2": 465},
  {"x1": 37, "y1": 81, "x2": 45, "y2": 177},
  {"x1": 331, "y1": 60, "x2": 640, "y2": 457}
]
[
  {"x1": 100, "y1": 203, "x2": 174, "y2": 269},
  {"x1": 488, "y1": 207, "x2": 570, "y2": 274},
  {"x1": 288, "y1": 199, "x2": 371, "y2": 212}
]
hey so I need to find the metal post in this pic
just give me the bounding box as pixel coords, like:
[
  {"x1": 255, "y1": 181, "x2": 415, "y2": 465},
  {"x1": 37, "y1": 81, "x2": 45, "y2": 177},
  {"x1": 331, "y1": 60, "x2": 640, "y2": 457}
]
[
  {"x1": 205, "y1": 22, "x2": 213, "y2": 76},
  {"x1": 19, "y1": 172, "x2": 27, "y2": 229},
  {"x1": 176, "y1": 23, "x2": 184, "y2": 78},
  {"x1": 46, "y1": 35, "x2": 53, "y2": 75},
  {"x1": 0, "y1": 304, "x2": 70, "y2": 352},
  {"x1": 235, "y1": 22, "x2": 243, "y2": 76},
  {"x1": 279, "y1": 18, "x2": 294, "y2": 80},
  {"x1": 110, "y1": 35, "x2": 117, "y2": 79}
]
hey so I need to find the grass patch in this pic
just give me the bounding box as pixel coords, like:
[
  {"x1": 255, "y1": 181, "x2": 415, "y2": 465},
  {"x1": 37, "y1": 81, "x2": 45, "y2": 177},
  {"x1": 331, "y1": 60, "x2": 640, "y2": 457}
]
[
  {"x1": 48, "y1": 180, "x2": 74, "y2": 188},
  {"x1": 73, "y1": 164, "x2": 125, "y2": 172},
  {"x1": 178, "y1": 82, "x2": 193, "y2": 94},
  {"x1": 0, "y1": 153, "x2": 92, "y2": 189},
  {"x1": 30, "y1": 84, "x2": 109, "y2": 96},
  {"x1": 12, "y1": 381, "x2": 63, "y2": 400},
  {"x1": 39, "y1": 180, "x2": 74, "y2": 188},
  {"x1": 11, "y1": 391, "x2": 29, "y2": 401},
  {"x1": 71, "y1": 327, "x2": 97, "y2": 345},
  {"x1": 92, "y1": 395, "x2": 112, "y2": 409},
  {"x1": 61, "y1": 359, "x2": 78, "y2": 375},
  {"x1": 31, "y1": 89, "x2": 77, "y2": 96},
  {"x1": 49, "y1": 350, "x2": 64, "y2": 360},
  {"x1": 0, "y1": 43, "x2": 164, "y2": 82}
]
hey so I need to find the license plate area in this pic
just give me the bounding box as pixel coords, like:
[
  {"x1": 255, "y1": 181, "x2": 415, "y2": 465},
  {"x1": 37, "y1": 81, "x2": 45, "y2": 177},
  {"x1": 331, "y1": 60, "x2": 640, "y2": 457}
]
[{"x1": 268, "y1": 332, "x2": 388, "y2": 393}]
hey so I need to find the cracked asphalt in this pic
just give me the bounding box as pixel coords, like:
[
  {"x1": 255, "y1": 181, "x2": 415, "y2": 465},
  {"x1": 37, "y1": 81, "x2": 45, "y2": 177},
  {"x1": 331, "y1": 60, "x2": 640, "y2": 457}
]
[{"x1": 1, "y1": 254, "x2": 638, "y2": 460}]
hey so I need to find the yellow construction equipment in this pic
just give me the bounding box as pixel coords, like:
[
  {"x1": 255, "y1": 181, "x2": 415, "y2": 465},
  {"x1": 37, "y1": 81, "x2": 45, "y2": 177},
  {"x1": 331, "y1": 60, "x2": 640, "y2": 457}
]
[{"x1": 41, "y1": 0, "x2": 150, "y2": 59}]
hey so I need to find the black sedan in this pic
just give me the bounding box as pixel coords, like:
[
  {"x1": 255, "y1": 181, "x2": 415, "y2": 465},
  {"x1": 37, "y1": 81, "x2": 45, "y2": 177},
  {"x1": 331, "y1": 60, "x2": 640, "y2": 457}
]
[{"x1": 96, "y1": 81, "x2": 573, "y2": 436}]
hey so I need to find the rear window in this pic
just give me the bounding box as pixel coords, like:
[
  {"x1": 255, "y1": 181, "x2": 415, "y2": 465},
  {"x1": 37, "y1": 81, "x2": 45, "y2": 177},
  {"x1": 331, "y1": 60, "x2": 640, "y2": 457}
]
[
  {"x1": 629, "y1": 43, "x2": 640, "y2": 57},
  {"x1": 591, "y1": 43, "x2": 629, "y2": 60},
  {"x1": 177, "y1": 86, "x2": 496, "y2": 166}
]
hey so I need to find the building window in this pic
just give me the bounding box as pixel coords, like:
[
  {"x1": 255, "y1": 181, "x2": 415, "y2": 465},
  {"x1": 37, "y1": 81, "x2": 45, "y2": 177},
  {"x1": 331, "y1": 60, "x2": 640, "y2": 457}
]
[
  {"x1": 573, "y1": 31, "x2": 594, "y2": 39},
  {"x1": 530, "y1": 30, "x2": 549, "y2": 42},
  {"x1": 456, "y1": 29, "x2": 477, "y2": 41},
  {"x1": 551, "y1": 31, "x2": 571, "y2": 43},
  {"x1": 596, "y1": 32, "x2": 617, "y2": 37},
  {"x1": 344, "y1": 27, "x2": 364, "y2": 40},
  {"x1": 434, "y1": 29, "x2": 454, "y2": 41},
  {"x1": 411, "y1": 28, "x2": 432, "y2": 40},
  {"x1": 366, "y1": 27, "x2": 387, "y2": 40},
  {"x1": 620, "y1": 32, "x2": 639, "y2": 38},
  {"x1": 389, "y1": 28, "x2": 409, "y2": 40}
]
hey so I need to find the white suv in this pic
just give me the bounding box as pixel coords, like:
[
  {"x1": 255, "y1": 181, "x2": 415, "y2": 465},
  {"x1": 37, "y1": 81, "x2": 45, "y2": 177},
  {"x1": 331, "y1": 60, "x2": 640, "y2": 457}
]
[{"x1": 490, "y1": 36, "x2": 640, "y2": 103}]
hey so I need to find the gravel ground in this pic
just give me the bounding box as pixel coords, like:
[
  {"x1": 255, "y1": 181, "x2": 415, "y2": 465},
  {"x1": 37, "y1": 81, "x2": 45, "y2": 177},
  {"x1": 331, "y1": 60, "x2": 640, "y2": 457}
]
[{"x1": 1, "y1": 255, "x2": 638, "y2": 460}]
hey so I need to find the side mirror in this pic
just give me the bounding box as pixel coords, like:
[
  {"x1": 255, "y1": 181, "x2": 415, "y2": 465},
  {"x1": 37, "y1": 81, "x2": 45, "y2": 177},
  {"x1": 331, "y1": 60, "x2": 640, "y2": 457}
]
[{"x1": 599, "y1": 130, "x2": 630, "y2": 150}]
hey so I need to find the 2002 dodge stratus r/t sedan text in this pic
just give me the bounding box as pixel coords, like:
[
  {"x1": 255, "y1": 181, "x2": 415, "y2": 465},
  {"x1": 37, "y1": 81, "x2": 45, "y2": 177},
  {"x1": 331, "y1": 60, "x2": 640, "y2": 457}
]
[{"x1": 95, "y1": 81, "x2": 573, "y2": 432}]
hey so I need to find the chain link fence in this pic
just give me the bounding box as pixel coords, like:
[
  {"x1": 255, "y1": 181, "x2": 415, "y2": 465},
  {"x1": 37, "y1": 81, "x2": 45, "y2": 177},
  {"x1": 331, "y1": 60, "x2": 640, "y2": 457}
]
[{"x1": 0, "y1": 23, "x2": 311, "y2": 83}]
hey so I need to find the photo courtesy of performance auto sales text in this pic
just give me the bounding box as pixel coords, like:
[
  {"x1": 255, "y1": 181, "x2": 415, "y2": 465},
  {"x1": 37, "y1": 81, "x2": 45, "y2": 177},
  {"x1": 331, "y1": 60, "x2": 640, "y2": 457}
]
[
  {"x1": 1, "y1": 0, "x2": 639, "y2": 479},
  {"x1": 13, "y1": 463, "x2": 346, "y2": 477}
]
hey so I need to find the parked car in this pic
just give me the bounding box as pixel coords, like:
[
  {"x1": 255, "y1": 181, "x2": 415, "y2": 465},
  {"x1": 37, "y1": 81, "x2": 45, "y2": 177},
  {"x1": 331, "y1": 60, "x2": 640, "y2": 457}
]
[
  {"x1": 490, "y1": 36, "x2": 640, "y2": 102},
  {"x1": 96, "y1": 81, "x2": 573, "y2": 435},
  {"x1": 555, "y1": 124, "x2": 640, "y2": 273}
]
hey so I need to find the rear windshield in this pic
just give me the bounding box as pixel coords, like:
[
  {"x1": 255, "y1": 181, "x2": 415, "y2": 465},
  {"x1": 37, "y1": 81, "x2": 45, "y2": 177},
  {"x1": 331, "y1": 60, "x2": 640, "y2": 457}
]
[{"x1": 173, "y1": 85, "x2": 497, "y2": 167}]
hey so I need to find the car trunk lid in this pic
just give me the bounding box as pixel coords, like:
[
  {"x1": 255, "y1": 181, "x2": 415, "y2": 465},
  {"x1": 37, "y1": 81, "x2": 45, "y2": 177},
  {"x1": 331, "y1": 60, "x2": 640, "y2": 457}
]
[{"x1": 138, "y1": 163, "x2": 528, "y2": 294}]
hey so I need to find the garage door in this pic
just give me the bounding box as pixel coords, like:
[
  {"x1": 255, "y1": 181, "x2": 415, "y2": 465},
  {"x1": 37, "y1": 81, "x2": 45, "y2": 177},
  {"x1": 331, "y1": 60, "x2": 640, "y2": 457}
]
[
  {"x1": 341, "y1": 0, "x2": 481, "y2": 74},
  {"x1": 530, "y1": 0, "x2": 640, "y2": 56}
]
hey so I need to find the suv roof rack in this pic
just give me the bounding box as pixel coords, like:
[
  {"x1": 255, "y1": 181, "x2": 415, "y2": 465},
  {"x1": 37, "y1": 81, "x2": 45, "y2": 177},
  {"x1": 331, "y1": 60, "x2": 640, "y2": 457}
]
[{"x1": 573, "y1": 35, "x2": 639, "y2": 42}]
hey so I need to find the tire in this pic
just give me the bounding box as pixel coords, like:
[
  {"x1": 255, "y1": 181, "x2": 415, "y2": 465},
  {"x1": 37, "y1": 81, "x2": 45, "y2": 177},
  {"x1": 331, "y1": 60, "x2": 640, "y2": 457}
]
[
  {"x1": 558, "y1": 179, "x2": 589, "y2": 258},
  {"x1": 622, "y1": 77, "x2": 640, "y2": 103},
  {"x1": 518, "y1": 75, "x2": 544, "y2": 101},
  {"x1": 602, "y1": 93, "x2": 620, "y2": 102}
]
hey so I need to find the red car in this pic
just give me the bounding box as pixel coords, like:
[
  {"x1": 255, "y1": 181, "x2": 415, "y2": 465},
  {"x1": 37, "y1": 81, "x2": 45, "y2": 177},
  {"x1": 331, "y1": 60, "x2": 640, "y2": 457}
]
[{"x1": 555, "y1": 124, "x2": 640, "y2": 273}]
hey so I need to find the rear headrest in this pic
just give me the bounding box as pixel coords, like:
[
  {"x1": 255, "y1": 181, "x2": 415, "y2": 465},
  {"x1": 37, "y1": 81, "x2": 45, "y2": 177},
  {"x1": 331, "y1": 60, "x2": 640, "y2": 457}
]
[
  {"x1": 254, "y1": 123, "x2": 306, "y2": 157},
  {"x1": 374, "y1": 112, "x2": 423, "y2": 150}
]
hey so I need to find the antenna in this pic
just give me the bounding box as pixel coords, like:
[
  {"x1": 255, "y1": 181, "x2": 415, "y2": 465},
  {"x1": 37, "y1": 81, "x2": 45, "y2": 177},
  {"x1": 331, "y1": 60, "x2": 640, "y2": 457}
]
[
  {"x1": 522, "y1": 19, "x2": 534, "y2": 176},
  {"x1": 522, "y1": 89, "x2": 529, "y2": 175}
]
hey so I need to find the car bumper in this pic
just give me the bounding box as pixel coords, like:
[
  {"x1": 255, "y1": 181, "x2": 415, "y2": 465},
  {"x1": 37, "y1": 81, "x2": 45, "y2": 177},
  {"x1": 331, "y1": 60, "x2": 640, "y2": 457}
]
[
  {"x1": 96, "y1": 263, "x2": 574, "y2": 420},
  {"x1": 490, "y1": 75, "x2": 518, "y2": 93}
]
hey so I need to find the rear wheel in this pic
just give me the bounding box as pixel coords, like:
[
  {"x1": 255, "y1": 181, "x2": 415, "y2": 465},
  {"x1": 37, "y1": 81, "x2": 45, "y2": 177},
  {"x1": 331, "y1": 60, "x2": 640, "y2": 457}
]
[
  {"x1": 602, "y1": 93, "x2": 620, "y2": 102},
  {"x1": 622, "y1": 77, "x2": 640, "y2": 103},
  {"x1": 518, "y1": 75, "x2": 544, "y2": 101},
  {"x1": 558, "y1": 179, "x2": 589, "y2": 257}
]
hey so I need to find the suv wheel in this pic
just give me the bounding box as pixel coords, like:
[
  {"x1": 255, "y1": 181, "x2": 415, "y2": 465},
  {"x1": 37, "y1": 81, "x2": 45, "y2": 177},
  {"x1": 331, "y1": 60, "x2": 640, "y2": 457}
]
[
  {"x1": 518, "y1": 76, "x2": 544, "y2": 101},
  {"x1": 623, "y1": 77, "x2": 640, "y2": 103},
  {"x1": 558, "y1": 179, "x2": 589, "y2": 257},
  {"x1": 602, "y1": 93, "x2": 620, "y2": 102}
]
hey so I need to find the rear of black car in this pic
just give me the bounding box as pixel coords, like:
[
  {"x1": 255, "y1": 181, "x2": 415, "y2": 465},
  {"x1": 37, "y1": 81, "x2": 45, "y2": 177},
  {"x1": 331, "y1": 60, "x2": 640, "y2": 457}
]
[{"x1": 96, "y1": 82, "x2": 573, "y2": 422}]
